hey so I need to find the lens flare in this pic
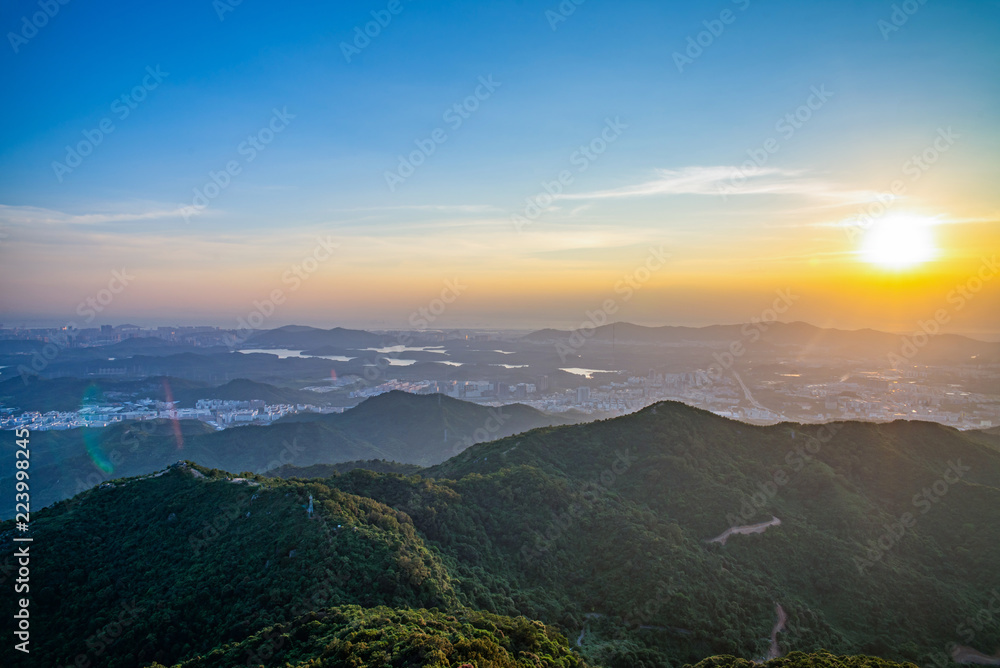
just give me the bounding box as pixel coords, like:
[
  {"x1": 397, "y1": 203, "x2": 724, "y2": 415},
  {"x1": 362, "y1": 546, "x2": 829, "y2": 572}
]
[
  {"x1": 162, "y1": 378, "x2": 185, "y2": 451},
  {"x1": 82, "y1": 384, "x2": 114, "y2": 474}
]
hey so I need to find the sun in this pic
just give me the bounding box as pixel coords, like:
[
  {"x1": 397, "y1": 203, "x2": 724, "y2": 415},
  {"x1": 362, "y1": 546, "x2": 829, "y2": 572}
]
[{"x1": 860, "y1": 213, "x2": 938, "y2": 270}]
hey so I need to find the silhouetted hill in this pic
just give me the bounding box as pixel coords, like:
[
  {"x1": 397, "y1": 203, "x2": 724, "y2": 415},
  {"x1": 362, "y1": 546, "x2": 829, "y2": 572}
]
[
  {"x1": 0, "y1": 392, "x2": 587, "y2": 516},
  {"x1": 171, "y1": 378, "x2": 334, "y2": 407},
  {"x1": 246, "y1": 325, "x2": 384, "y2": 349},
  {"x1": 99, "y1": 337, "x2": 231, "y2": 357}
]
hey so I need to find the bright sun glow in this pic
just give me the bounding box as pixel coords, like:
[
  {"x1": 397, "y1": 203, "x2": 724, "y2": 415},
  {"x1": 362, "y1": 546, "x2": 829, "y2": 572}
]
[{"x1": 860, "y1": 213, "x2": 939, "y2": 270}]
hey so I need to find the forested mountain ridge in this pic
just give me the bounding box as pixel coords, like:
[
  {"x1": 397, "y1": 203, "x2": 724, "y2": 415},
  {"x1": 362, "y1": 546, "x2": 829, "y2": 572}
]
[
  {"x1": 0, "y1": 463, "x2": 457, "y2": 667},
  {"x1": 2, "y1": 401, "x2": 997, "y2": 668},
  {"x1": 0, "y1": 391, "x2": 585, "y2": 518},
  {"x1": 151, "y1": 605, "x2": 592, "y2": 668}
]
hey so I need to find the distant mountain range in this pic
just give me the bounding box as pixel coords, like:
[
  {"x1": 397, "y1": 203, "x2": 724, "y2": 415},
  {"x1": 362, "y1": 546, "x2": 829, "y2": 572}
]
[
  {"x1": 173, "y1": 378, "x2": 343, "y2": 407},
  {"x1": 0, "y1": 391, "x2": 586, "y2": 516},
  {"x1": 523, "y1": 321, "x2": 1000, "y2": 364},
  {"x1": 245, "y1": 324, "x2": 385, "y2": 349},
  {"x1": 3, "y1": 400, "x2": 996, "y2": 667},
  {"x1": 3, "y1": 321, "x2": 995, "y2": 393}
]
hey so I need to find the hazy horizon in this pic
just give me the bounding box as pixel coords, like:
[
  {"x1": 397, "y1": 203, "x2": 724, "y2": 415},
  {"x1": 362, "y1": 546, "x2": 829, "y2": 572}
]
[
  {"x1": 3, "y1": 317, "x2": 1000, "y2": 344},
  {"x1": 1, "y1": 1, "x2": 997, "y2": 337}
]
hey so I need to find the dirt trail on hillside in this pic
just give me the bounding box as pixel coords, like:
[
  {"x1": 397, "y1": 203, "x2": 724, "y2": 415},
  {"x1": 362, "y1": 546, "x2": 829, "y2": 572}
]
[
  {"x1": 709, "y1": 516, "x2": 782, "y2": 546},
  {"x1": 766, "y1": 603, "x2": 787, "y2": 660},
  {"x1": 953, "y1": 646, "x2": 1000, "y2": 665}
]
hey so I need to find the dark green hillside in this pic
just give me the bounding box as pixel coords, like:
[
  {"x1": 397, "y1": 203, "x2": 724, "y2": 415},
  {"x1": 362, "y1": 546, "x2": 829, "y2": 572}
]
[
  {"x1": 158, "y1": 605, "x2": 590, "y2": 668},
  {"x1": 265, "y1": 459, "x2": 424, "y2": 478},
  {"x1": 0, "y1": 392, "x2": 585, "y2": 517},
  {"x1": 0, "y1": 463, "x2": 455, "y2": 668},
  {"x1": 308, "y1": 391, "x2": 581, "y2": 459},
  {"x1": 398, "y1": 404, "x2": 1000, "y2": 663},
  {"x1": 686, "y1": 651, "x2": 919, "y2": 668},
  {"x1": 3, "y1": 401, "x2": 998, "y2": 668}
]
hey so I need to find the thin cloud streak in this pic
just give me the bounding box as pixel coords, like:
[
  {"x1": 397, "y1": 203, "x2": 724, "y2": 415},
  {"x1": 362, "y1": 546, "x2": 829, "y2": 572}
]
[
  {"x1": 337, "y1": 204, "x2": 503, "y2": 214},
  {"x1": 0, "y1": 204, "x2": 191, "y2": 227},
  {"x1": 556, "y1": 166, "x2": 881, "y2": 204}
]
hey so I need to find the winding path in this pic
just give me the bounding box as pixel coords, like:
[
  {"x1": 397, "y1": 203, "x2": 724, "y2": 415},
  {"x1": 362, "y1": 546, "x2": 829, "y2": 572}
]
[
  {"x1": 952, "y1": 646, "x2": 1000, "y2": 665},
  {"x1": 708, "y1": 516, "x2": 782, "y2": 546},
  {"x1": 766, "y1": 603, "x2": 788, "y2": 660}
]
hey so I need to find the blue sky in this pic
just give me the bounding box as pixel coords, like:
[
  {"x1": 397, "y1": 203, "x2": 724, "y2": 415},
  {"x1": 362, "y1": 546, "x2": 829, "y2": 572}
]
[{"x1": 1, "y1": 0, "x2": 998, "y2": 331}]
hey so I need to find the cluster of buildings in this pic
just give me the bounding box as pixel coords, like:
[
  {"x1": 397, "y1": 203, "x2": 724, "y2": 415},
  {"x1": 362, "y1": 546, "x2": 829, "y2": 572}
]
[
  {"x1": 0, "y1": 324, "x2": 235, "y2": 348},
  {"x1": 762, "y1": 368, "x2": 997, "y2": 428},
  {"x1": 0, "y1": 399, "x2": 345, "y2": 432},
  {"x1": 339, "y1": 365, "x2": 998, "y2": 429}
]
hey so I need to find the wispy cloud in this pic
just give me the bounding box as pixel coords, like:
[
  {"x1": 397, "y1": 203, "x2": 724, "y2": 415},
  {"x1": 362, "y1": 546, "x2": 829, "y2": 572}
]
[
  {"x1": 338, "y1": 204, "x2": 503, "y2": 214},
  {"x1": 556, "y1": 166, "x2": 879, "y2": 203},
  {"x1": 0, "y1": 204, "x2": 190, "y2": 226},
  {"x1": 807, "y1": 211, "x2": 994, "y2": 230}
]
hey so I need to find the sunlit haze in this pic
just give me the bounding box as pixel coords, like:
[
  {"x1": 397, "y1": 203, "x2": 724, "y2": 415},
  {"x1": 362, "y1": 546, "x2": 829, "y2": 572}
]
[{"x1": 0, "y1": 1, "x2": 997, "y2": 335}]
